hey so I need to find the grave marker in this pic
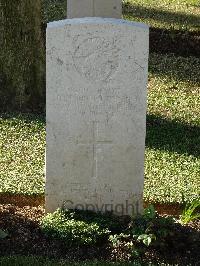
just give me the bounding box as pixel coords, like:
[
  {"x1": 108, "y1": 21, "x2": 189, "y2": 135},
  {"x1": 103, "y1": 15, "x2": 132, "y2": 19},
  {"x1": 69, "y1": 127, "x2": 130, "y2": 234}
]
[
  {"x1": 46, "y1": 17, "x2": 149, "y2": 216},
  {"x1": 67, "y1": 0, "x2": 122, "y2": 19}
]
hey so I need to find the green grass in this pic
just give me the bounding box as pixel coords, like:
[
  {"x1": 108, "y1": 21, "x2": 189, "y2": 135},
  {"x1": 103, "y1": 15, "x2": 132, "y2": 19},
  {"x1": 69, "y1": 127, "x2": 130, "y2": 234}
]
[
  {"x1": 42, "y1": 0, "x2": 200, "y2": 33},
  {"x1": 0, "y1": 256, "x2": 174, "y2": 266},
  {"x1": 0, "y1": 113, "x2": 45, "y2": 195},
  {"x1": 123, "y1": 0, "x2": 200, "y2": 32},
  {"x1": 42, "y1": 0, "x2": 67, "y2": 24},
  {"x1": 144, "y1": 53, "x2": 200, "y2": 203},
  {"x1": 148, "y1": 53, "x2": 200, "y2": 126},
  {"x1": 0, "y1": 53, "x2": 199, "y2": 203}
]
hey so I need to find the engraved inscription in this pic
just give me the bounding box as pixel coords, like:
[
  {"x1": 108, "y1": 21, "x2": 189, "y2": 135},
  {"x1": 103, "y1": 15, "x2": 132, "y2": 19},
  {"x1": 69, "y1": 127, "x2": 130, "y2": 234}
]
[
  {"x1": 73, "y1": 37, "x2": 119, "y2": 82},
  {"x1": 55, "y1": 86, "x2": 137, "y2": 121}
]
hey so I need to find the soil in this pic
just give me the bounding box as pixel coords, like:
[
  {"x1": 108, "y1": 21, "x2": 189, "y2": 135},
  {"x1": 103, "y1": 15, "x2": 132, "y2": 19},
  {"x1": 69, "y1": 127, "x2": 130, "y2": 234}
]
[{"x1": 0, "y1": 203, "x2": 200, "y2": 265}]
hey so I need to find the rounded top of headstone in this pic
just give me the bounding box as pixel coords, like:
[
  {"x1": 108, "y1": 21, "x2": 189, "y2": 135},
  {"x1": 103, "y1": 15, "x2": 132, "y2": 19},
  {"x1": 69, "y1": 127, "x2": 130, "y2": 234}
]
[{"x1": 47, "y1": 17, "x2": 149, "y2": 30}]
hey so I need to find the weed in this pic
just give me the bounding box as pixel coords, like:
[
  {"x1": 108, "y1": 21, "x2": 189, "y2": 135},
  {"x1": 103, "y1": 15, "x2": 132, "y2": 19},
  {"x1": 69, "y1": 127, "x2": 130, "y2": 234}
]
[{"x1": 180, "y1": 199, "x2": 200, "y2": 224}]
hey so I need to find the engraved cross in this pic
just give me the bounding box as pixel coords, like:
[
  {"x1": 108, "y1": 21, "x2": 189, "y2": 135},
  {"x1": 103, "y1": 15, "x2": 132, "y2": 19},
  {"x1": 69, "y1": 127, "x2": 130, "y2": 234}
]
[{"x1": 78, "y1": 121, "x2": 112, "y2": 178}]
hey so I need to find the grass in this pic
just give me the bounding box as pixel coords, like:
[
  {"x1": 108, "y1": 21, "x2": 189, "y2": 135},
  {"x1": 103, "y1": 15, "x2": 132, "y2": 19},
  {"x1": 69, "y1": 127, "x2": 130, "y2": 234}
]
[
  {"x1": 0, "y1": 113, "x2": 45, "y2": 195},
  {"x1": 0, "y1": 256, "x2": 176, "y2": 266},
  {"x1": 42, "y1": 0, "x2": 200, "y2": 33},
  {"x1": 0, "y1": 53, "x2": 199, "y2": 203},
  {"x1": 144, "y1": 53, "x2": 200, "y2": 203},
  {"x1": 42, "y1": 0, "x2": 67, "y2": 23},
  {"x1": 123, "y1": 0, "x2": 200, "y2": 32}
]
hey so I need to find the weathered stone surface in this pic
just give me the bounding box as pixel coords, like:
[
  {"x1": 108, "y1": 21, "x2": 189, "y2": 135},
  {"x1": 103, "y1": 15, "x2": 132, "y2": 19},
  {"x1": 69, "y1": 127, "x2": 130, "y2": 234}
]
[
  {"x1": 67, "y1": 0, "x2": 122, "y2": 19},
  {"x1": 46, "y1": 18, "x2": 149, "y2": 215}
]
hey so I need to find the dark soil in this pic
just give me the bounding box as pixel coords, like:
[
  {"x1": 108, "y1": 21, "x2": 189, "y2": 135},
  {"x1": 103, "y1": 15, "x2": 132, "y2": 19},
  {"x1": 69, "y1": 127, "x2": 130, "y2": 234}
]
[{"x1": 0, "y1": 204, "x2": 200, "y2": 265}]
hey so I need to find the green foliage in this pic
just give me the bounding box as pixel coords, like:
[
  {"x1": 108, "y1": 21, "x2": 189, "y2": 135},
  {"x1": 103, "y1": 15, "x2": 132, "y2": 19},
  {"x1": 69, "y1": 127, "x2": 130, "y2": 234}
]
[
  {"x1": 109, "y1": 233, "x2": 130, "y2": 248},
  {"x1": 42, "y1": 0, "x2": 67, "y2": 23},
  {"x1": 131, "y1": 205, "x2": 174, "y2": 247},
  {"x1": 65, "y1": 209, "x2": 125, "y2": 233},
  {"x1": 143, "y1": 204, "x2": 156, "y2": 219},
  {"x1": 137, "y1": 233, "x2": 156, "y2": 247},
  {"x1": 109, "y1": 205, "x2": 175, "y2": 257},
  {"x1": 40, "y1": 209, "x2": 111, "y2": 246},
  {"x1": 180, "y1": 199, "x2": 200, "y2": 224}
]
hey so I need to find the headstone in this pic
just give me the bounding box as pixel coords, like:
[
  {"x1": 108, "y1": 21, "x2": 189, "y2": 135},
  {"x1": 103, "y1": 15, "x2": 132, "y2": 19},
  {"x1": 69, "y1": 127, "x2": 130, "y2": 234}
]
[
  {"x1": 46, "y1": 17, "x2": 149, "y2": 216},
  {"x1": 67, "y1": 0, "x2": 122, "y2": 19}
]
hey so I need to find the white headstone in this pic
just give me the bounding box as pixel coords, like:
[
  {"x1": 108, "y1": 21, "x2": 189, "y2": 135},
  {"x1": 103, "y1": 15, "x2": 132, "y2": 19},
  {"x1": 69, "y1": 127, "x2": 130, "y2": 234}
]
[
  {"x1": 46, "y1": 18, "x2": 149, "y2": 216},
  {"x1": 67, "y1": 0, "x2": 122, "y2": 19}
]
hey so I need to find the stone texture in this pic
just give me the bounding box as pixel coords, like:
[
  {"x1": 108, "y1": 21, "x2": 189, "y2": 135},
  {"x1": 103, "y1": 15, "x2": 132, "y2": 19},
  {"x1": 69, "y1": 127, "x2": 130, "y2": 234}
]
[
  {"x1": 46, "y1": 18, "x2": 149, "y2": 216},
  {"x1": 67, "y1": 0, "x2": 122, "y2": 19}
]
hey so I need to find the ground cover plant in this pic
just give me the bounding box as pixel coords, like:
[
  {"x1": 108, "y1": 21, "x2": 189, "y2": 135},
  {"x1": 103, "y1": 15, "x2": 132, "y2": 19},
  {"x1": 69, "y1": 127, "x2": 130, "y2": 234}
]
[
  {"x1": 40, "y1": 209, "x2": 111, "y2": 246},
  {"x1": 0, "y1": 204, "x2": 199, "y2": 265}
]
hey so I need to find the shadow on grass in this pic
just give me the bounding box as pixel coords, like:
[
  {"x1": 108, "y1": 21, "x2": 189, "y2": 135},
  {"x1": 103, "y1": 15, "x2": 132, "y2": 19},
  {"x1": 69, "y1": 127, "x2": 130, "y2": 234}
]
[
  {"x1": 123, "y1": 2, "x2": 200, "y2": 56},
  {"x1": 148, "y1": 27, "x2": 200, "y2": 57},
  {"x1": 148, "y1": 53, "x2": 200, "y2": 84},
  {"x1": 123, "y1": 3, "x2": 200, "y2": 31},
  {"x1": 0, "y1": 112, "x2": 45, "y2": 123},
  {"x1": 1, "y1": 112, "x2": 199, "y2": 158},
  {"x1": 146, "y1": 114, "x2": 200, "y2": 157}
]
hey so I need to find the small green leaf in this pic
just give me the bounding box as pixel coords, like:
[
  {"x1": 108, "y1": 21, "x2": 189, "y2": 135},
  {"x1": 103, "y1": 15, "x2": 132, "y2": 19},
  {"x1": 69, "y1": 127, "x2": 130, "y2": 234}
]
[
  {"x1": 137, "y1": 234, "x2": 147, "y2": 241},
  {"x1": 143, "y1": 236, "x2": 152, "y2": 246}
]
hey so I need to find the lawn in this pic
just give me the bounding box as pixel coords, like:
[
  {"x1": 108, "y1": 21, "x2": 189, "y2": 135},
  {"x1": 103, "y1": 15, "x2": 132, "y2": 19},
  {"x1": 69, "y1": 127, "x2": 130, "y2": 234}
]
[
  {"x1": 0, "y1": 256, "x2": 169, "y2": 266},
  {"x1": 42, "y1": 0, "x2": 200, "y2": 33},
  {"x1": 0, "y1": 113, "x2": 45, "y2": 195},
  {"x1": 0, "y1": 53, "x2": 199, "y2": 203},
  {"x1": 123, "y1": 0, "x2": 200, "y2": 32},
  {"x1": 145, "y1": 53, "x2": 200, "y2": 203}
]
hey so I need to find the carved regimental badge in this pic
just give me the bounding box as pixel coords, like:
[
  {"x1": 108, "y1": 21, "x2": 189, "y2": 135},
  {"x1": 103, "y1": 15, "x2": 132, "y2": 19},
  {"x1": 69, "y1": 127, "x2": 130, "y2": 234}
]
[{"x1": 73, "y1": 37, "x2": 119, "y2": 82}]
